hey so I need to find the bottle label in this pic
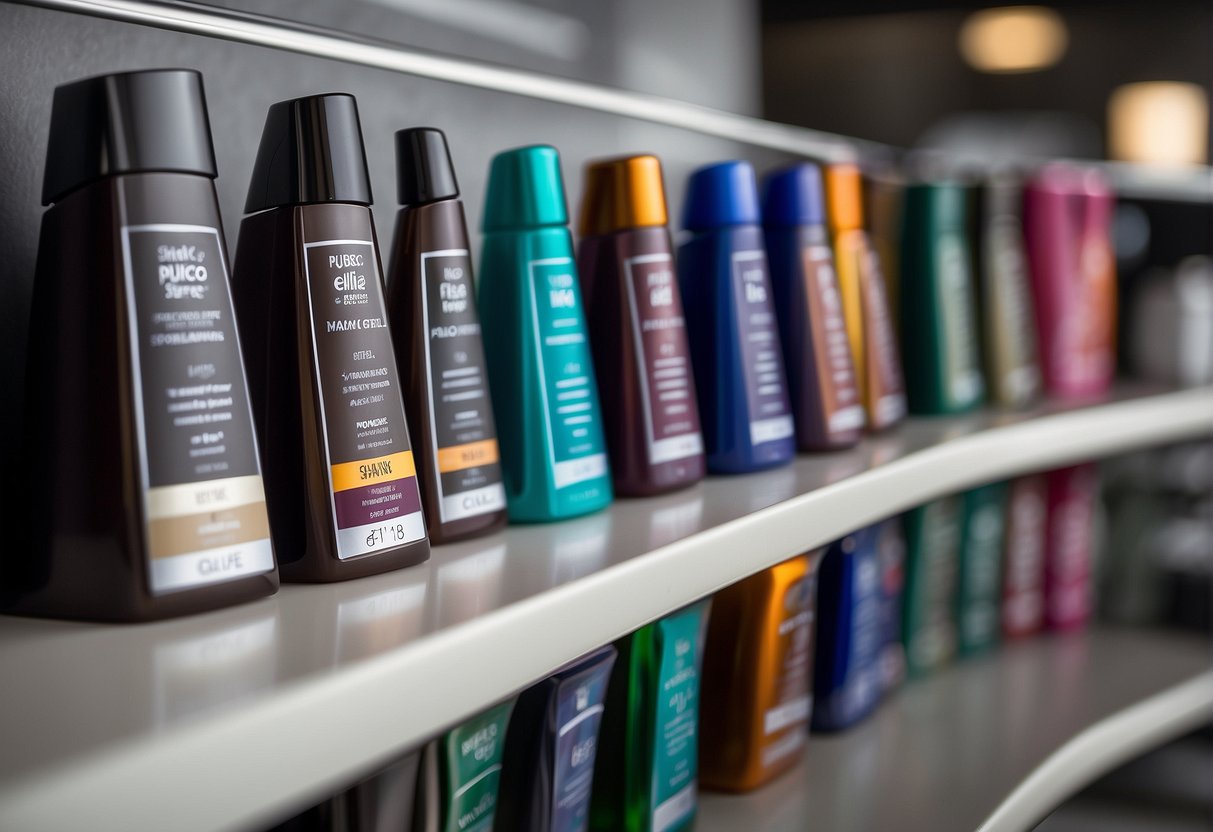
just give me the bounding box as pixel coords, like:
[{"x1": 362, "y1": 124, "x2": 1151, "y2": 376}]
[
  {"x1": 840, "y1": 534, "x2": 883, "y2": 722},
  {"x1": 303, "y1": 238, "x2": 425, "y2": 559},
  {"x1": 1002, "y1": 477, "x2": 1047, "y2": 634},
  {"x1": 1047, "y1": 466, "x2": 1096, "y2": 626},
  {"x1": 120, "y1": 223, "x2": 274, "y2": 595},
  {"x1": 908, "y1": 499, "x2": 961, "y2": 670},
  {"x1": 651, "y1": 602, "x2": 709, "y2": 832},
  {"x1": 801, "y1": 244, "x2": 865, "y2": 434},
  {"x1": 759, "y1": 570, "x2": 815, "y2": 769},
  {"x1": 859, "y1": 244, "x2": 907, "y2": 427},
  {"x1": 960, "y1": 490, "x2": 1006, "y2": 648},
  {"x1": 939, "y1": 235, "x2": 984, "y2": 406},
  {"x1": 624, "y1": 253, "x2": 704, "y2": 465},
  {"x1": 419, "y1": 249, "x2": 506, "y2": 524},
  {"x1": 444, "y1": 700, "x2": 514, "y2": 832},
  {"x1": 730, "y1": 251, "x2": 794, "y2": 447},
  {"x1": 528, "y1": 257, "x2": 609, "y2": 490},
  {"x1": 988, "y1": 217, "x2": 1040, "y2": 404},
  {"x1": 551, "y1": 655, "x2": 615, "y2": 832}
]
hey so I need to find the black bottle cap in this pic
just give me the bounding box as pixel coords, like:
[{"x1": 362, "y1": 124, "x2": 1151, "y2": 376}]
[
  {"x1": 395, "y1": 127, "x2": 460, "y2": 206},
  {"x1": 244, "y1": 93, "x2": 372, "y2": 214},
  {"x1": 41, "y1": 68, "x2": 217, "y2": 206}
]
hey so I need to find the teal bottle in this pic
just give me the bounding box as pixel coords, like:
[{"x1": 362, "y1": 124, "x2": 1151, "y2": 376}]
[
  {"x1": 590, "y1": 600, "x2": 711, "y2": 832},
  {"x1": 899, "y1": 182, "x2": 984, "y2": 414},
  {"x1": 479, "y1": 146, "x2": 613, "y2": 521},
  {"x1": 902, "y1": 497, "x2": 962, "y2": 677},
  {"x1": 955, "y1": 483, "x2": 1008, "y2": 656}
]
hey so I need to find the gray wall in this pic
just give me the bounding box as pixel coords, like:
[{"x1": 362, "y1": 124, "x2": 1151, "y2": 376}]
[{"x1": 0, "y1": 1, "x2": 775, "y2": 475}]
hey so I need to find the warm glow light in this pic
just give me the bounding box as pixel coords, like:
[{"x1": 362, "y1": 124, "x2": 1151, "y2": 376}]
[
  {"x1": 959, "y1": 6, "x2": 1068, "y2": 74},
  {"x1": 1109, "y1": 82, "x2": 1210, "y2": 166}
]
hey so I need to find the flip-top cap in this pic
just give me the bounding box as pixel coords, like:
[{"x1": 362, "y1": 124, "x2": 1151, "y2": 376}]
[
  {"x1": 244, "y1": 93, "x2": 372, "y2": 214},
  {"x1": 761, "y1": 163, "x2": 827, "y2": 227},
  {"x1": 41, "y1": 68, "x2": 217, "y2": 205},
  {"x1": 578, "y1": 154, "x2": 668, "y2": 237},
  {"x1": 395, "y1": 127, "x2": 459, "y2": 206},
  {"x1": 482, "y1": 145, "x2": 569, "y2": 231},
  {"x1": 824, "y1": 163, "x2": 865, "y2": 232},
  {"x1": 681, "y1": 161, "x2": 760, "y2": 231}
]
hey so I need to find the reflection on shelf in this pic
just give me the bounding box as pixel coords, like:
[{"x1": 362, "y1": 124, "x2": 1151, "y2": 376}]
[{"x1": 152, "y1": 610, "x2": 278, "y2": 726}]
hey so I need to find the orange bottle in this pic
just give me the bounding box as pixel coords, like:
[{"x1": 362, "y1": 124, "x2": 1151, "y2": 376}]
[
  {"x1": 699, "y1": 553, "x2": 819, "y2": 791},
  {"x1": 824, "y1": 164, "x2": 906, "y2": 430}
]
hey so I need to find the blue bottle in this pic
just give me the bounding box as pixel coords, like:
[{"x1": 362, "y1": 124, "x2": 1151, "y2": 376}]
[
  {"x1": 479, "y1": 146, "x2": 613, "y2": 522},
  {"x1": 678, "y1": 161, "x2": 795, "y2": 473},
  {"x1": 812, "y1": 525, "x2": 885, "y2": 731},
  {"x1": 761, "y1": 163, "x2": 864, "y2": 452}
]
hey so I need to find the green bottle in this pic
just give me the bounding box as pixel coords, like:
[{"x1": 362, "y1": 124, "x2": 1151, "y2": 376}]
[
  {"x1": 899, "y1": 182, "x2": 985, "y2": 414},
  {"x1": 902, "y1": 498, "x2": 961, "y2": 677},
  {"x1": 417, "y1": 699, "x2": 515, "y2": 832},
  {"x1": 590, "y1": 599, "x2": 711, "y2": 832},
  {"x1": 479, "y1": 145, "x2": 613, "y2": 522},
  {"x1": 955, "y1": 483, "x2": 1008, "y2": 656}
]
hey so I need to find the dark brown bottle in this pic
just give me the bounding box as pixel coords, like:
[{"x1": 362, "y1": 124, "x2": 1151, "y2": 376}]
[
  {"x1": 232, "y1": 94, "x2": 429, "y2": 581},
  {"x1": 576, "y1": 155, "x2": 705, "y2": 496},
  {"x1": 386, "y1": 128, "x2": 508, "y2": 544},
  {"x1": 6, "y1": 69, "x2": 278, "y2": 621}
]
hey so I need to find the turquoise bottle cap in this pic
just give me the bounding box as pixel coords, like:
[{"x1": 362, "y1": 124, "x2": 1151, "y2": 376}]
[
  {"x1": 482, "y1": 144, "x2": 569, "y2": 231},
  {"x1": 682, "y1": 160, "x2": 761, "y2": 231}
]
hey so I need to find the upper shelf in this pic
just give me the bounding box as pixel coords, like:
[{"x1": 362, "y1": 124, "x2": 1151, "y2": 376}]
[
  {"x1": 699, "y1": 628, "x2": 1213, "y2": 832},
  {"x1": 0, "y1": 384, "x2": 1210, "y2": 832},
  {"x1": 17, "y1": 0, "x2": 1213, "y2": 202}
]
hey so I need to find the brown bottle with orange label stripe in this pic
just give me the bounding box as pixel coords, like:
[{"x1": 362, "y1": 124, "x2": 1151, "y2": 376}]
[
  {"x1": 233, "y1": 94, "x2": 429, "y2": 580},
  {"x1": 386, "y1": 128, "x2": 508, "y2": 543}
]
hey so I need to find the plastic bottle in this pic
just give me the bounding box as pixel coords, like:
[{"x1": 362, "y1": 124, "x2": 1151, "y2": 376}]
[
  {"x1": 590, "y1": 600, "x2": 711, "y2": 832},
  {"x1": 899, "y1": 181, "x2": 985, "y2": 414},
  {"x1": 700, "y1": 553, "x2": 818, "y2": 791},
  {"x1": 478, "y1": 146, "x2": 613, "y2": 521},
  {"x1": 677, "y1": 161, "x2": 795, "y2": 472},
  {"x1": 576, "y1": 155, "x2": 705, "y2": 495},
  {"x1": 385, "y1": 128, "x2": 508, "y2": 543},
  {"x1": 823, "y1": 163, "x2": 907, "y2": 430},
  {"x1": 761, "y1": 164, "x2": 865, "y2": 450},
  {"x1": 497, "y1": 647, "x2": 617, "y2": 831},
  {"x1": 233, "y1": 93, "x2": 429, "y2": 580},
  {"x1": 10, "y1": 69, "x2": 277, "y2": 620}
]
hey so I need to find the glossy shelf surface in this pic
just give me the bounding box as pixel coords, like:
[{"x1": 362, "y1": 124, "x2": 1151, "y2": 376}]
[
  {"x1": 700, "y1": 628, "x2": 1213, "y2": 832},
  {"x1": 0, "y1": 385, "x2": 1209, "y2": 832}
]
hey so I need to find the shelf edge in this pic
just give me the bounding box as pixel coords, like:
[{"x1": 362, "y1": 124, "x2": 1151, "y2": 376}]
[
  {"x1": 0, "y1": 389, "x2": 1209, "y2": 832},
  {"x1": 978, "y1": 670, "x2": 1213, "y2": 832}
]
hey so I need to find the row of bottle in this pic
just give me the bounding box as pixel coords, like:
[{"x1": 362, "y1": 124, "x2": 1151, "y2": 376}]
[
  {"x1": 5, "y1": 67, "x2": 1115, "y2": 622},
  {"x1": 268, "y1": 462, "x2": 1101, "y2": 832},
  {"x1": 870, "y1": 165, "x2": 1117, "y2": 414}
]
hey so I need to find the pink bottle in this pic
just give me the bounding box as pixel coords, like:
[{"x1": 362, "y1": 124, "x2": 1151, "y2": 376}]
[
  {"x1": 1023, "y1": 165, "x2": 1117, "y2": 400},
  {"x1": 1043, "y1": 464, "x2": 1099, "y2": 630},
  {"x1": 1001, "y1": 474, "x2": 1048, "y2": 638}
]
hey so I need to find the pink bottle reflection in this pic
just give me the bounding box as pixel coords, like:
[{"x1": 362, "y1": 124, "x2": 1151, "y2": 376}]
[
  {"x1": 1044, "y1": 464, "x2": 1099, "y2": 630},
  {"x1": 1023, "y1": 165, "x2": 1117, "y2": 400}
]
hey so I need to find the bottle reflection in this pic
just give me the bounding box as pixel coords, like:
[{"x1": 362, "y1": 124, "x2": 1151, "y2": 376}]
[
  {"x1": 277, "y1": 566, "x2": 431, "y2": 667},
  {"x1": 432, "y1": 545, "x2": 508, "y2": 628},
  {"x1": 152, "y1": 603, "x2": 279, "y2": 726}
]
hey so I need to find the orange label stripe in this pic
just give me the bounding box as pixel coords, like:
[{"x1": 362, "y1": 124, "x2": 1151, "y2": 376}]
[
  {"x1": 436, "y1": 439, "x2": 500, "y2": 474},
  {"x1": 331, "y1": 451, "x2": 415, "y2": 493}
]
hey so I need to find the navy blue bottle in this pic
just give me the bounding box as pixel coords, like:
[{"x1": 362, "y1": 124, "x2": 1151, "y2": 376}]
[
  {"x1": 812, "y1": 524, "x2": 885, "y2": 732},
  {"x1": 678, "y1": 162, "x2": 795, "y2": 473},
  {"x1": 762, "y1": 164, "x2": 864, "y2": 452}
]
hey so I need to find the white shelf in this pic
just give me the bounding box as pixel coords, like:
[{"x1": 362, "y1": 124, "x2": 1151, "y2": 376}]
[
  {"x1": 0, "y1": 385, "x2": 1209, "y2": 832},
  {"x1": 699, "y1": 629, "x2": 1213, "y2": 832}
]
